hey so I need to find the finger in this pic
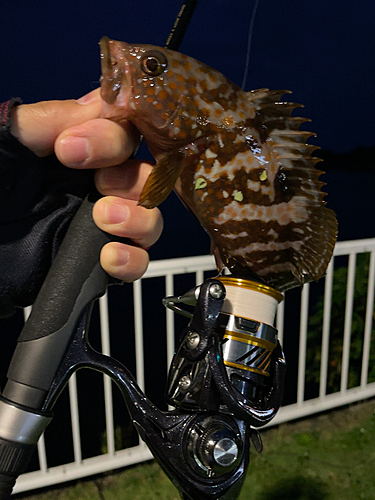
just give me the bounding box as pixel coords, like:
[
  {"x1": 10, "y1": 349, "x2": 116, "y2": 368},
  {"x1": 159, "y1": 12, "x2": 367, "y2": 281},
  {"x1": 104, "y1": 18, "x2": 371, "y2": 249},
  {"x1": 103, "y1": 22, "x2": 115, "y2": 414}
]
[
  {"x1": 95, "y1": 159, "x2": 154, "y2": 200},
  {"x1": 100, "y1": 242, "x2": 149, "y2": 282},
  {"x1": 92, "y1": 196, "x2": 163, "y2": 248},
  {"x1": 10, "y1": 89, "x2": 102, "y2": 157},
  {"x1": 55, "y1": 118, "x2": 139, "y2": 169}
]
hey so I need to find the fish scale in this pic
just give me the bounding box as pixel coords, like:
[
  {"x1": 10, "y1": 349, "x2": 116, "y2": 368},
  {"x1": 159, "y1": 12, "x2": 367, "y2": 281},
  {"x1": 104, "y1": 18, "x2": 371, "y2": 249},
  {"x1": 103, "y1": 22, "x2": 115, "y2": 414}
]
[{"x1": 100, "y1": 37, "x2": 338, "y2": 291}]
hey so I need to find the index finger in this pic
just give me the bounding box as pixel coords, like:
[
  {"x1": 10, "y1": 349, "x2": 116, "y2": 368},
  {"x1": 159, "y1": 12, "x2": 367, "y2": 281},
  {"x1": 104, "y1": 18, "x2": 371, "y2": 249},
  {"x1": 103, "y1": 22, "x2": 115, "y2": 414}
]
[{"x1": 11, "y1": 89, "x2": 102, "y2": 157}]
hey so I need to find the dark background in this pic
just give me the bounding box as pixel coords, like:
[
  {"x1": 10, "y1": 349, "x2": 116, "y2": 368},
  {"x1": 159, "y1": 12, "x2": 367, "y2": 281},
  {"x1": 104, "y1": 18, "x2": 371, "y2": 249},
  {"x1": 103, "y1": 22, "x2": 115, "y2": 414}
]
[
  {"x1": 0, "y1": 0, "x2": 373, "y2": 152},
  {"x1": 2, "y1": 0, "x2": 374, "y2": 153},
  {"x1": 1, "y1": 0, "x2": 375, "y2": 470}
]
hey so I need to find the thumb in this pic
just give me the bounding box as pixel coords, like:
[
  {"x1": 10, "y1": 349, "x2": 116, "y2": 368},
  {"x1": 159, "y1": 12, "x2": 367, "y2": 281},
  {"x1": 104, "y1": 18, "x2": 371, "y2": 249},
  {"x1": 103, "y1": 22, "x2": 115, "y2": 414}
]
[{"x1": 10, "y1": 89, "x2": 102, "y2": 157}]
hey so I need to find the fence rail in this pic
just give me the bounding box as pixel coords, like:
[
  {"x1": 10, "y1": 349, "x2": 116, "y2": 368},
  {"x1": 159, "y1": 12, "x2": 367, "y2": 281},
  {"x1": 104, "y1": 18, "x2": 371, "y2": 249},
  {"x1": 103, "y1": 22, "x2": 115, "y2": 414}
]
[{"x1": 13, "y1": 238, "x2": 375, "y2": 494}]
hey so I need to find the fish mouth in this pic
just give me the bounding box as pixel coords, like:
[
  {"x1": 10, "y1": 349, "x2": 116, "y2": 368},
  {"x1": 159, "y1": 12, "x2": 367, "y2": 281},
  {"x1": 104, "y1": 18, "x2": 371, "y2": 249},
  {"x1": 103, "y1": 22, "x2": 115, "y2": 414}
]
[{"x1": 100, "y1": 36, "x2": 130, "y2": 105}]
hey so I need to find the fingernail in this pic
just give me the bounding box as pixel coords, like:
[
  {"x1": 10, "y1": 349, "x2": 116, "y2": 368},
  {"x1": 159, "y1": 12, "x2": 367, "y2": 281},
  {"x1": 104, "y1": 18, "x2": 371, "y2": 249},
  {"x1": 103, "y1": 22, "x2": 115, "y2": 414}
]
[
  {"x1": 77, "y1": 89, "x2": 99, "y2": 104},
  {"x1": 114, "y1": 247, "x2": 130, "y2": 267},
  {"x1": 103, "y1": 201, "x2": 130, "y2": 225},
  {"x1": 59, "y1": 136, "x2": 89, "y2": 167}
]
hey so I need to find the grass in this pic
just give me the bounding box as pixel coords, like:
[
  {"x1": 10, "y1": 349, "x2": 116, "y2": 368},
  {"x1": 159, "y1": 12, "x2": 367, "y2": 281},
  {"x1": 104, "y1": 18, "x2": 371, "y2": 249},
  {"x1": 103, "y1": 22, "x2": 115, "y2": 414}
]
[{"x1": 17, "y1": 399, "x2": 375, "y2": 500}]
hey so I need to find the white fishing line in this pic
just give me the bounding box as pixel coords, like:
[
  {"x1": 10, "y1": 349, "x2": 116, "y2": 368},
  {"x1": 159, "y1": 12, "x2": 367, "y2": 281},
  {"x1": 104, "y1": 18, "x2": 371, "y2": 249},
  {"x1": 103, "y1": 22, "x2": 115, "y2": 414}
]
[
  {"x1": 241, "y1": 0, "x2": 260, "y2": 90},
  {"x1": 220, "y1": 281, "x2": 282, "y2": 326}
]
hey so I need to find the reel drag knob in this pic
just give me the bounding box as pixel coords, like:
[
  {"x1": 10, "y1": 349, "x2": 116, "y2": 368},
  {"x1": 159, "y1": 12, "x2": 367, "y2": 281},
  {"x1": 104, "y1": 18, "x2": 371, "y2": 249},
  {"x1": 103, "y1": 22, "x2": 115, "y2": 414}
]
[
  {"x1": 199, "y1": 426, "x2": 239, "y2": 469},
  {"x1": 186, "y1": 415, "x2": 243, "y2": 478}
]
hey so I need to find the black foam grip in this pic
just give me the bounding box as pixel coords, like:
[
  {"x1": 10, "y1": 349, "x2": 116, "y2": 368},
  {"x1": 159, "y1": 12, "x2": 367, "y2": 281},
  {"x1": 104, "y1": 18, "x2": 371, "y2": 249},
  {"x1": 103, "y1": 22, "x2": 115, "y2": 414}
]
[
  {"x1": 19, "y1": 195, "x2": 110, "y2": 342},
  {"x1": 0, "y1": 474, "x2": 16, "y2": 500},
  {"x1": 6, "y1": 195, "x2": 116, "y2": 399},
  {"x1": 0, "y1": 438, "x2": 36, "y2": 499}
]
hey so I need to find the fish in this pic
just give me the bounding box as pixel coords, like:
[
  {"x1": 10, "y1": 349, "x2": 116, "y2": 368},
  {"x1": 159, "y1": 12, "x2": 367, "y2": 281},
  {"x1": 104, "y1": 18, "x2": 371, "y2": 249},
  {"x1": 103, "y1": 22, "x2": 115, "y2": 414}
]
[{"x1": 99, "y1": 37, "x2": 338, "y2": 291}]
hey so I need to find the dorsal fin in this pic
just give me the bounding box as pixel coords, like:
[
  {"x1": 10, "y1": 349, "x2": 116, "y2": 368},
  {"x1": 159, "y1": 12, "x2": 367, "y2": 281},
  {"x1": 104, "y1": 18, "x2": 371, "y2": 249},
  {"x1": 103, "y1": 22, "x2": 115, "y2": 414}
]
[
  {"x1": 246, "y1": 88, "x2": 323, "y2": 168},
  {"x1": 233, "y1": 88, "x2": 338, "y2": 289}
]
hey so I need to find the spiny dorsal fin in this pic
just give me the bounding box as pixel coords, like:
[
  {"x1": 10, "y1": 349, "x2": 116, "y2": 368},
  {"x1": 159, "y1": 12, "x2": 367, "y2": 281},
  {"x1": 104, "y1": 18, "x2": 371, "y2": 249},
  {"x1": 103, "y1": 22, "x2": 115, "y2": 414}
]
[
  {"x1": 219, "y1": 89, "x2": 338, "y2": 289},
  {"x1": 247, "y1": 88, "x2": 321, "y2": 159},
  {"x1": 247, "y1": 89, "x2": 305, "y2": 123},
  {"x1": 247, "y1": 88, "x2": 292, "y2": 109}
]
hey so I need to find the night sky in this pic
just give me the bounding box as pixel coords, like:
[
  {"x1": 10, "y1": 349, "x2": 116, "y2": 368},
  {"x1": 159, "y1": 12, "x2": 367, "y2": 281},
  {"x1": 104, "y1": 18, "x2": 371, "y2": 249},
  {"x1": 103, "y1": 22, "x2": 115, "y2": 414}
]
[
  {"x1": 2, "y1": 0, "x2": 374, "y2": 153},
  {"x1": 1, "y1": 0, "x2": 375, "y2": 254}
]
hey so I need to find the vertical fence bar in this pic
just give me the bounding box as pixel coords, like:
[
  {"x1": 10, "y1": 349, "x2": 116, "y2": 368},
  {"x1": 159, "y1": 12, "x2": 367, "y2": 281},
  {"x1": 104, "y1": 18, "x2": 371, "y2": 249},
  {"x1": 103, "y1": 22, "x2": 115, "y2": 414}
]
[
  {"x1": 297, "y1": 284, "x2": 310, "y2": 405},
  {"x1": 165, "y1": 274, "x2": 175, "y2": 367},
  {"x1": 276, "y1": 296, "x2": 285, "y2": 344},
  {"x1": 99, "y1": 294, "x2": 115, "y2": 456},
  {"x1": 341, "y1": 253, "x2": 357, "y2": 392},
  {"x1": 196, "y1": 269, "x2": 204, "y2": 286},
  {"x1": 165, "y1": 274, "x2": 175, "y2": 411},
  {"x1": 36, "y1": 435, "x2": 48, "y2": 473},
  {"x1": 361, "y1": 251, "x2": 375, "y2": 387},
  {"x1": 68, "y1": 373, "x2": 82, "y2": 463},
  {"x1": 320, "y1": 259, "x2": 334, "y2": 398},
  {"x1": 133, "y1": 280, "x2": 145, "y2": 391}
]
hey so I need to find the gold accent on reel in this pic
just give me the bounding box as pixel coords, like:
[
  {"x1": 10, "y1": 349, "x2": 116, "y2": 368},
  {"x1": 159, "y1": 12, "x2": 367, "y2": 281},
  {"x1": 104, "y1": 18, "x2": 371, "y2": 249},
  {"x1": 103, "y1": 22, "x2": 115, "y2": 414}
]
[{"x1": 216, "y1": 276, "x2": 283, "y2": 303}]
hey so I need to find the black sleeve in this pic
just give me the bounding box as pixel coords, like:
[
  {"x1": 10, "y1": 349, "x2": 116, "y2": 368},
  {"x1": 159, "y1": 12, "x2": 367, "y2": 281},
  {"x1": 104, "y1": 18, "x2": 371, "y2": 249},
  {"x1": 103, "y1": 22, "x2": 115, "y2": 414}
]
[{"x1": 0, "y1": 99, "x2": 94, "y2": 317}]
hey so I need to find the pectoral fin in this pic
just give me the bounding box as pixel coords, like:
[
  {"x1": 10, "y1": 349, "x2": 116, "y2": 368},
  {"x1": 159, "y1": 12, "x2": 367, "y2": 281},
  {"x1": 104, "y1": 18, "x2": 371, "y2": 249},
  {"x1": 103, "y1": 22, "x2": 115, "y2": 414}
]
[{"x1": 139, "y1": 151, "x2": 185, "y2": 209}]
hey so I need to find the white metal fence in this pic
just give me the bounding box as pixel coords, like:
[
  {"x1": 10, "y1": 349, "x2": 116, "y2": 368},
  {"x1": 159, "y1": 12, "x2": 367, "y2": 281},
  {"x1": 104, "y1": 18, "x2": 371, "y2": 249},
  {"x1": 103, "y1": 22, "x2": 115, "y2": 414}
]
[{"x1": 13, "y1": 238, "x2": 375, "y2": 494}]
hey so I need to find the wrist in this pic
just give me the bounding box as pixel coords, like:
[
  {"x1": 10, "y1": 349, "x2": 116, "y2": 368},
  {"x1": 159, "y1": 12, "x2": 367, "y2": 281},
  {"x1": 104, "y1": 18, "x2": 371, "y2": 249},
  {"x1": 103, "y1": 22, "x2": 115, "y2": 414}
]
[{"x1": 0, "y1": 98, "x2": 22, "y2": 133}]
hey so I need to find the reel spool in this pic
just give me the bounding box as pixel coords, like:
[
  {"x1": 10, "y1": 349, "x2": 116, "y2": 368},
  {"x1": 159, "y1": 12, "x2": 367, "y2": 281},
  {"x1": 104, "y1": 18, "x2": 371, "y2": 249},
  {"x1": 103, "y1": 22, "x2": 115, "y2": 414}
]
[{"x1": 216, "y1": 277, "x2": 283, "y2": 403}]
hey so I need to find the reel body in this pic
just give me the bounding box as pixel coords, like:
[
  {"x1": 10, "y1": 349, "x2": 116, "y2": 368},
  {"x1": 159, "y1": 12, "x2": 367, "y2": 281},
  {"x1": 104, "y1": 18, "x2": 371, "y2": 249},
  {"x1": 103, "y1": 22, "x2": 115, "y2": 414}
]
[{"x1": 162, "y1": 276, "x2": 286, "y2": 497}]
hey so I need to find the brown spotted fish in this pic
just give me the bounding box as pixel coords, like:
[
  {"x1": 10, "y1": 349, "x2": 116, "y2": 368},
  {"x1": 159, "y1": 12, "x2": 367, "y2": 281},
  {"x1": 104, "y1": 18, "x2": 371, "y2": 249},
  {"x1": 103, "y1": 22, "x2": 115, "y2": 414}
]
[{"x1": 99, "y1": 37, "x2": 337, "y2": 291}]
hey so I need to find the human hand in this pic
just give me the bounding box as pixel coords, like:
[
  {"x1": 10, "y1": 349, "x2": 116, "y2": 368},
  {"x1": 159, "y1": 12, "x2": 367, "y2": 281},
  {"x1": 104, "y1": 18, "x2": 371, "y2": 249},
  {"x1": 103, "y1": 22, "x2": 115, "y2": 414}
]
[{"x1": 10, "y1": 88, "x2": 163, "y2": 282}]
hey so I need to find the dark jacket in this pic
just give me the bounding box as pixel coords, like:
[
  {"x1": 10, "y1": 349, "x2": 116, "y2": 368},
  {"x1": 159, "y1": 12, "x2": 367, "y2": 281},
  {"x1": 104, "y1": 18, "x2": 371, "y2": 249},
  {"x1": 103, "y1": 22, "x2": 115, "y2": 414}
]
[{"x1": 0, "y1": 99, "x2": 92, "y2": 317}]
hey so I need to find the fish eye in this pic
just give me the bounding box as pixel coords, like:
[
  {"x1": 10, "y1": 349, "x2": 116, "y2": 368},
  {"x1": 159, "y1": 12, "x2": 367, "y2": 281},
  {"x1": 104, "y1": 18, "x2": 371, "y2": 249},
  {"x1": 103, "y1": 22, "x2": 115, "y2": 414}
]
[{"x1": 141, "y1": 50, "x2": 168, "y2": 76}]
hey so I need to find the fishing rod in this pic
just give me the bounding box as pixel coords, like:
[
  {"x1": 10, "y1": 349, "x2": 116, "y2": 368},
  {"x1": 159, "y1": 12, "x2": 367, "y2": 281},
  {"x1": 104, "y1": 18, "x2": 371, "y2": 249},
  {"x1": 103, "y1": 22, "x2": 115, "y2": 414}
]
[
  {"x1": 166, "y1": 0, "x2": 199, "y2": 50},
  {"x1": 0, "y1": 2, "x2": 286, "y2": 499}
]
